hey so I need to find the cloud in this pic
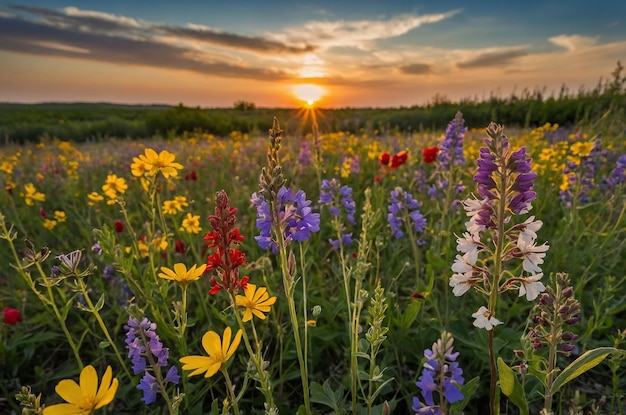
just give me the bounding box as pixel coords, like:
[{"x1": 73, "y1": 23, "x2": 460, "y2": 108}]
[
  {"x1": 274, "y1": 10, "x2": 460, "y2": 50},
  {"x1": 159, "y1": 24, "x2": 316, "y2": 54},
  {"x1": 457, "y1": 48, "x2": 528, "y2": 69},
  {"x1": 399, "y1": 63, "x2": 432, "y2": 75},
  {"x1": 0, "y1": 15, "x2": 288, "y2": 81},
  {"x1": 549, "y1": 34, "x2": 598, "y2": 52}
]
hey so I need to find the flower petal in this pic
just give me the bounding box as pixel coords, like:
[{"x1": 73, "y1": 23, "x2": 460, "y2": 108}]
[
  {"x1": 201, "y1": 330, "x2": 221, "y2": 356},
  {"x1": 95, "y1": 378, "x2": 118, "y2": 409},
  {"x1": 42, "y1": 403, "x2": 80, "y2": 415},
  {"x1": 79, "y1": 365, "x2": 98, "y2": 399},
  {"x1": 54, "y1": 379, "x2": 81, "y2": 404}
]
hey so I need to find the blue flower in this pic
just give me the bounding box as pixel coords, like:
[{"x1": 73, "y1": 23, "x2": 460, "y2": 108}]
[
  {"x1": 388, "y1": 187, "x2": 426, "y2": 240},
  {"x1": 437, "y1": 111, "x2": 467, "y2": 170},
  {"x1": 413, "y1": 332, "x2": 464, "y2": 414},
  {"x1": 320, "y1": 178, "x2": 357, "y2": 249},
  {"x1": 251, "y1": 186, "x2": 320, "y2": 252}
]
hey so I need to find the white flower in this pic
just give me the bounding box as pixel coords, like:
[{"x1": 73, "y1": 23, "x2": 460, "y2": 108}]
[
  {"x1": 519, "y1": 216, "x2": 543, "y2": 242},
  {"x1": 472, "y1": 306, "x2": 502, "y2": 330},
  {"x1": 449, "y1": 272, "x2": 473, "y2": 296},
  {"x1": 456, "y1": 232, "x2": 481, "y2": 254},
  {"x1": 451, "y1": 250, "x2": 478, "y2": 274},
  {"x1": 517, "y1": 236, "x2": 549, "y2": 274},
  {"x1": 518, "y1": 273, "x2": 546, "y2": 301},
  {"x1": 462, "y1": 197, "x2": 490, "y2": 217}
]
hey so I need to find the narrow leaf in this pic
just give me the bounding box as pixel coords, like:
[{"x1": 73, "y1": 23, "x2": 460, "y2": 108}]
[
  {"x1": 94, "y1": 293, "x2": 105, "y2": 311},
  {"x1": 550, "y1": 347, "x2": 618, "y2": 394}
]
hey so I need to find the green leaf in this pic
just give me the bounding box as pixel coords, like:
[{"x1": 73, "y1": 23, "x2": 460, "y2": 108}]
[
  {"x1": 399, "y1": 300, "x2": 422, "y2": 330},
  {"x1": 94, "y1": 293, "x2": 105, "y2": 311},
  {"x1": 550, "y1": 347, "x2": 618, "y2": 394},
  {"x1": 210, "y1": 399, "x2": 219, "y2": 415},
  {"x1": 310, "y1": 380, "x2": 345, "y2": 411},
  {"x1": 98, "y1": 341, "x2": 110, "y2": 349},
  {"x1": 497, "y1": 357, "x2": 528, "y2": 415}
]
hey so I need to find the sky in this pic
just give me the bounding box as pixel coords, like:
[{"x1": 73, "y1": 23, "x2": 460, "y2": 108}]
[{"x1": 1, "y1": 1, "x2": 625, "y2": 108}]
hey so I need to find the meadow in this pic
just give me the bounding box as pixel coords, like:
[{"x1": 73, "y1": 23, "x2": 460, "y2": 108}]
[{"x1": 1, "y1": 101, "x2": 625, "y2": 415}]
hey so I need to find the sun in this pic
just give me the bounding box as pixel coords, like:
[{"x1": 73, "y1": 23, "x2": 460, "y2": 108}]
[{"x1": 293, "y1": 83, "x2": 326, "y2": 106}]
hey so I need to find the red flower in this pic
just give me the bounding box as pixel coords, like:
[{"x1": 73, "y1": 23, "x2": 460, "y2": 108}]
[
  {"x1": 175, "y1": 239, "x2": 187, "y2": 255},
  {"x1": 114, "y1": 220, "x2": 124, "y2": 233},
  {"x1": 39, "y1": 208, "x2": 47, "y2": 219},
  {"x1": 379, "y1": 152, "x2": 390, "y2": 166},
  {"x1": 422, "y1": 146, "x2": 440, "y2": 163},
  {"x1": 184, "y1": 170, "x2": 198, "y2": 181},
  {"x1": 373, "y1": 175, "x2": 383, "y2": 183},
  {"x1": 390, "y1": 150, "x2": 408, "y2": 168},
  {"x1": 204, "y1": 190, "x2": 249, "y2": 295},
  {"x1": 3, "y1": 307, "x2": 22, "y2": 325}
]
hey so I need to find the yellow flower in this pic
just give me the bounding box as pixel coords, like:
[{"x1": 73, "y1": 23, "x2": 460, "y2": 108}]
[
  {"x1": 570, "y1": 142, "x2": 594, "y2": 158},
  {"x1": 23, "y1": 183, "x2": 46, "y2": 206},
  {"x1": 180, "y1": 213, "x2": 201, "y2": 234},
  {"x1": 43, "y1": 218, "x2": 57, "y2": 230},
  {"x1": 130, "y1": 156, "x2": 149, "y2": 177},
  {"x1": 174, "y1": 196, "x2": 189, "y2": 209},
  {"x1": 87, "y1": 192, "x2": 104, "y2": 206},
  {"x1": 162, "y1": 199, "x2": 181, "y2": 215},
  {"x1": 102, "y1": 174, "x2": 128, "y2": 198},
  {"x1": 43, "y1": 365, "x2": 118, "y2": 415},
  {"x1": 54, "y1": 211, "x2": 66, "y2": 223},
  {"x1": 235, "y1": 284, "x2": 277, "y2": 322},
  {"x1": 180, "y1": 327, "x2": 242, "y2": 378},
  {"x1": 137, "y1": 148, "x2": 183, "y2": 179},
  {"x1": 158, "y1": 263, "x2": 205, "y2": 288}
]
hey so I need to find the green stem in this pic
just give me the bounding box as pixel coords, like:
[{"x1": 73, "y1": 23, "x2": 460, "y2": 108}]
[
  {"x1": 77, "y1": 278, "x2": 132, "y2": 379},
  {"x1": 221, "y1": 366, "x2": 240, "y2": 415},
  {"x1": 34, "y1": 262, "x2": 84, "y2": 369}
]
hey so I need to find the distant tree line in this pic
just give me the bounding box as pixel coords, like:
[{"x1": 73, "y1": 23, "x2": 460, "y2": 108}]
[{"x1": 1, "y1": 63, "x2": 624, "y2": 144}]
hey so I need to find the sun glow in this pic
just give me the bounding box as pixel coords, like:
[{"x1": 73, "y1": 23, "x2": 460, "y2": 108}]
[{"x1": 293, "y1": 83, "x2": 326, "y2": 106}]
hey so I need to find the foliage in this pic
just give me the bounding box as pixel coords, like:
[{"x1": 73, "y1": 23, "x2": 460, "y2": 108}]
[{"x1": 0, "y1": 97, "x2": 625, "y2": 415}]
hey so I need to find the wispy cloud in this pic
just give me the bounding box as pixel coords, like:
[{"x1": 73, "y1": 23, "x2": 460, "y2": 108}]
[
  {"x1": 549, "y1": 34, "x2": 598, "y2": 52},
  {"x1": 399, "y1": 63, "x2": 432, "y2": 75},
  {"x1": 0, "y1": 14, "x2": 288, "y2": 80},
  {"x1": 159, "y1": 24, "x2": 316, "y2": 54},
  {"x1": 273, "y1": 10, "x2": 461, "y2": 50},
  {"x1": 457, "y1": 47, "x2": 528, "y2": 69}
]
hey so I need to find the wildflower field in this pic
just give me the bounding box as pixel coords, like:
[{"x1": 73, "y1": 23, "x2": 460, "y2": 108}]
[{"x1": 1, "y1": 109, "x2": 625, "y2": 415}]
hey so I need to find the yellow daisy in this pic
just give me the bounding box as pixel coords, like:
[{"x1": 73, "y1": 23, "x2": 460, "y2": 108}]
[
  {"x1": 235, "y1": 284, "x2": 277, "y2": 322},
  {"x1": 137, "y1": 148, "x2": 183, "y2": 179},
  {"x1": 158, "y1": 263, "x2": 205, "y2": 288},
  {"x1": 180, "y1": 327, "x2": 242, "y2": 378},
  {"x1": 43, "y1": 365, "x2": 118, "y2": 415}
]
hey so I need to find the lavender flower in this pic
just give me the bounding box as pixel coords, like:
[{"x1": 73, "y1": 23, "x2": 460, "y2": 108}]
[
  {"x1": 602, "y1": 153, "x2": 626, "y2": 189},
  {"x1": 251, "y1": 186, "x2": 320, "y2": 253},
  {"x1": 319, "y1": 178, "x2": 356, "y2": 248},
  {"x1": 387, "y1": 187, "x2": 426, "y2": 241},
  {"x1": 125, "y1": 315, "x2": 179, "y2": 405},
  {"x1": 413, "y1": 332, "x2": 464, "y2": 415},
  {"x1": 437, "y1": 111, "x2": 467, "y2": 170}
]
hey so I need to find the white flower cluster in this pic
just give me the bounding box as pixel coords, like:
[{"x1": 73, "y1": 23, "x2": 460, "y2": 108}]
[{"x1": 450, "y1": 196, "x2": 550, "y2": 330}]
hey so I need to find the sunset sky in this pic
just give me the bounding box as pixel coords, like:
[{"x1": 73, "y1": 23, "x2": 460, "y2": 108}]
[{"x1": 1, "y1": 1, "x2": 625, "y2": 108}]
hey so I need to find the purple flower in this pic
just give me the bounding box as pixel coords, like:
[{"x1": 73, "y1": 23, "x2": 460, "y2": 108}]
[
  {"x1": 125, "y1": 315, "x2": 179, "y2": 405},
  {"x1": 388, "y1": 187, "x2": 426, "y2": 240},
  {"x1": 437, "y1": 111, "x2": 467, "y2": 170},
  {"x1": 251, "y1": 186, "x2": 320, "y2": 252},
  {"x1": 320, "y1": 178, "x2": 357, "y2": 249},
  {"x1": 413, "y1": 332, "x2": 464, "y2": 415},
  {"x1": 602, "y1": 153, "x2": 626, "y2": 189},
  {"x1": 329, "y1": 233, "x2": 353, "y2": 250}
]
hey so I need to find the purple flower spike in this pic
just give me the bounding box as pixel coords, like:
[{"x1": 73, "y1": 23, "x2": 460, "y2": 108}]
[{"x1": 413, "y1": 332, "x2": 464, "y2": 415}]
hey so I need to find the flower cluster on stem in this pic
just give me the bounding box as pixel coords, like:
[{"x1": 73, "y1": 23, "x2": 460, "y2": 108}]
[
  {"x1": 319, "y1": 178, "x2": 356, "y2": 249},
  {"x1": 203, "y1": 190, "x2": 249, "y2": 295},
  {"x1": 124, "y1": 314, "x2": 180, "y2": 408},
  {"x1": 450, "y1": 122, "x2": 549, "y2": 415},
  {"x1": 413, "y1": 332, "x2": 464, "y2": 415}
]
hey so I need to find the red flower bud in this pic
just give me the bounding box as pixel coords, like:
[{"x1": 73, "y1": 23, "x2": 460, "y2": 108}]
[
  {"x1": 114, "y1": 220, "x2": 124, "y2": 233},
  {"x1": 3, "y1": 307, "x2": 22, "y2": 325}
]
